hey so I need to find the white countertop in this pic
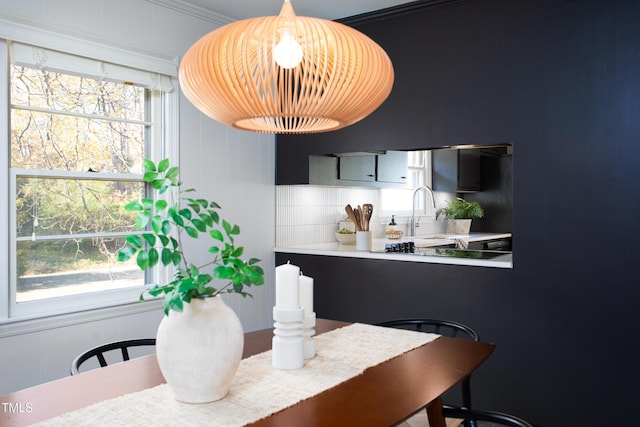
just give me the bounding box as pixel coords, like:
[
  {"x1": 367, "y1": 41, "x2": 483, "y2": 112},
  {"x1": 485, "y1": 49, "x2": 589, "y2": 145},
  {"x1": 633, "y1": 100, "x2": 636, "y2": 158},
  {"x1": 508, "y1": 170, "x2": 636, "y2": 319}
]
[{"x1": 274, "y1": 233, "x2": 513, "y2": 269}]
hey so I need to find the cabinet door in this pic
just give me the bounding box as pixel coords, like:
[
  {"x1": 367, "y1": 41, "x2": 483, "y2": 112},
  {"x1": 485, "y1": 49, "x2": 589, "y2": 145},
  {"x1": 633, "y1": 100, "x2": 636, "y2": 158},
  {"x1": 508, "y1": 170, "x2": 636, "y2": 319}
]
[
  {"x1": 339, "y1": 155, "x2": 376, "y2": 182},
  {"x1": 432, "y1": 149, "x2": 481, "y2": 192},
  {"x1": 377, "y1": 150, "x2": 408, "y2": 184},
  {"x1": 309, "y1": 155, "x2": 339, "y2": 185},
  {"x1": 457, "y1": 149, "x2": 481, "y2": 191}
]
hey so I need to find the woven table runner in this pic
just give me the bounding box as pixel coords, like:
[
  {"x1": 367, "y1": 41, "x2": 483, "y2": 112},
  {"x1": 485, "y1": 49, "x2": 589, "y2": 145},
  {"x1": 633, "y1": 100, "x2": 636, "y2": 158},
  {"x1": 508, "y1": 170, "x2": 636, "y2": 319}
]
[{"x1": 35, "y1": 323, "x2": 439, "y2": 426}]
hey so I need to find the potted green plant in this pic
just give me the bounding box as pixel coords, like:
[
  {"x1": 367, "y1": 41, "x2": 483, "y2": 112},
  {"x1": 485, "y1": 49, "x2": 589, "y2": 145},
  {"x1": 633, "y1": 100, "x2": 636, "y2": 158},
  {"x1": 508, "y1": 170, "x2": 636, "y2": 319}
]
[
  {"x1": 117, "y1": 158, "x2": 264, "y2": 404},
  {"x1": 436, "y1": 197, "x2": 484, "y2": 235}
]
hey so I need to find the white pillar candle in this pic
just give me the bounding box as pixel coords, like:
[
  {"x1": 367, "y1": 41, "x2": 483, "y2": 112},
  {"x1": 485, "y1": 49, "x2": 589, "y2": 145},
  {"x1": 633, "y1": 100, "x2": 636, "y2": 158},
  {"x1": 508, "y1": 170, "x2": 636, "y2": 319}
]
[
  {"x1": 299, "y1": 273, "x2": 314, "y2": 317},
  {"x1": 275, "y1": 262, "x2": 300, "y2": 309}
]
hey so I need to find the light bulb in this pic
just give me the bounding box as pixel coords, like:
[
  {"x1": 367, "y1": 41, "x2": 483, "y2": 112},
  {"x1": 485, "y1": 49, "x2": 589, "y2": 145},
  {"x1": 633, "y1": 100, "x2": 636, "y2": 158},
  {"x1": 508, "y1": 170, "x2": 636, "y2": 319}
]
[{"x1": 273, "y1": 30, "x2": 303, "y2": 69}]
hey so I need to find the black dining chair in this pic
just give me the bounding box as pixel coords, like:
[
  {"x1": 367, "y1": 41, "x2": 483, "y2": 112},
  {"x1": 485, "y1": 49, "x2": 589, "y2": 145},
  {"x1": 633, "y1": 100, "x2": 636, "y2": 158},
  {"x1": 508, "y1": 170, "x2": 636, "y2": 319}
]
[
  {"x1": 376, "y1": 318, "x2": 480, "y2": 427},
  {"x1": 396, "y1": 406, "x2": 534, "y2": 427},
  {"x1": 70, "y1": 338, "x2": 156, "y2": 375},
  {"x1": 441, "y1": 406, "x2": 535, "y2": 427}
]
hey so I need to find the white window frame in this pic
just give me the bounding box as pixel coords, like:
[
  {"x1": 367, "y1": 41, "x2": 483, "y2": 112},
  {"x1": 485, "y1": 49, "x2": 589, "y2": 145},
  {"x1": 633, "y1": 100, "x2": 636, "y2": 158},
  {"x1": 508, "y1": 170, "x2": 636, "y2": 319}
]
[{"x1": 0, "y1": 23, "x2": 179, "y2": 323}]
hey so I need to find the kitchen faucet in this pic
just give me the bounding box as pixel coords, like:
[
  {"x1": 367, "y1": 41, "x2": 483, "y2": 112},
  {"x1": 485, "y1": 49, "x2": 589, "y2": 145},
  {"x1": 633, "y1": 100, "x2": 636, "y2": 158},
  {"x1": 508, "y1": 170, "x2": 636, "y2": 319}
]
[{"x1": 410, "y1": 185, "x2": 435, "y2": 236}]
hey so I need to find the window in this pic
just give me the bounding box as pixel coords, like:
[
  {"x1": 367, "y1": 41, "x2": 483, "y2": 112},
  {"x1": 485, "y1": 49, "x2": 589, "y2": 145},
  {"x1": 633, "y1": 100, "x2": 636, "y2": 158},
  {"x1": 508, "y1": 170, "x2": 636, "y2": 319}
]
[
  {"x1": 3, "y1": 40, "x2": 177, "y2": 319},
  {"x1": 407, "y1": 150, "x2": 432, "y2": 212},
  {"x1": 379, "y1": 150, "x2": 433, "y2": 215}
]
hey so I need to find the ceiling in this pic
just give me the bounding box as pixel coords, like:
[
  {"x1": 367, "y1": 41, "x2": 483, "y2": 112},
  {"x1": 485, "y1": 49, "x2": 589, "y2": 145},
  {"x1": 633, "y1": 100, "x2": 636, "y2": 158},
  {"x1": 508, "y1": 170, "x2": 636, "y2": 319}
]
[{"x1": 171, "y1": 0, "x2": 417, "y2": 21}]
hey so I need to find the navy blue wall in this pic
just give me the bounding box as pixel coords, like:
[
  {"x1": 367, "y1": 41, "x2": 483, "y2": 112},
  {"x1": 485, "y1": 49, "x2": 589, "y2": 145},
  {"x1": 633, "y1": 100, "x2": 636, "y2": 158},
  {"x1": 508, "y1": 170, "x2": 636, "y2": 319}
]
[{"x1": 276, "y1": 1, "x2": 640, "y2": 426}]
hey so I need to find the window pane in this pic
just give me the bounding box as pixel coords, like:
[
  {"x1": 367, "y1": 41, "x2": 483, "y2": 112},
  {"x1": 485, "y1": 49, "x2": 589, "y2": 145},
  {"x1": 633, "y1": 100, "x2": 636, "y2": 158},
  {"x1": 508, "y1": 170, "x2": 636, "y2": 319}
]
[
  {"x1": 11, "y1": 109, "x2": 145, "y2": 173},
  {"x1": 16, "y1": 177, "x2": 143, "y2": 238},
  {"x1": 10, "y1": 66, "x2": 146, "y2": 173},
  {"x1": 408, "y1": 151, "x2": 424, "y2": 167},
  {"x1": 11, "y1": 65, "x2": 145, "y2": 121},
  {"x1": 16, "y1": 237, "x2": 143, "y2": 302}
]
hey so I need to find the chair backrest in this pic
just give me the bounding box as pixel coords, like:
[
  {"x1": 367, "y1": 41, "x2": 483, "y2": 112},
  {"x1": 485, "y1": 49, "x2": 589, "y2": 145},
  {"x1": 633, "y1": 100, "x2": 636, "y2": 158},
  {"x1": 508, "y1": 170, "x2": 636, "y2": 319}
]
[
  {"x1": 376, "y1": 318, "x2": 480, "y2": 419},
  {"x1": 442, "y1": 407, "x2": 534, "y2": 427},
  {"x1": 70, "y1": 338, "x2": 156, "y2": 375},
  {"x1": 375, "y1": 318, "x2": 480, "y2": 342}
]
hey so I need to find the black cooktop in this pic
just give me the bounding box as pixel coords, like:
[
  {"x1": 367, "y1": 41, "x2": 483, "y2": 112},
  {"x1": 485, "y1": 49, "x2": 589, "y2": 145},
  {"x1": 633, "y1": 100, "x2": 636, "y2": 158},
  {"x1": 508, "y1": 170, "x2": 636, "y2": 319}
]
[
  {"x1": 415, "y1": 247, "x2": 509, "y2": 260},
  {"x1": 374, "y1": 244, "x2": 510, "y2": 260}
]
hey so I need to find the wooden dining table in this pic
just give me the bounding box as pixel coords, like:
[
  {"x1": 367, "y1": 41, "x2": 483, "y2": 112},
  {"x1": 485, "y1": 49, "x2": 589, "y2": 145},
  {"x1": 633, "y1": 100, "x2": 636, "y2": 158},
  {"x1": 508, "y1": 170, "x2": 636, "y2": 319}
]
[{"x1": 0, "y1": 319, "x2": 494, "y2": 427}]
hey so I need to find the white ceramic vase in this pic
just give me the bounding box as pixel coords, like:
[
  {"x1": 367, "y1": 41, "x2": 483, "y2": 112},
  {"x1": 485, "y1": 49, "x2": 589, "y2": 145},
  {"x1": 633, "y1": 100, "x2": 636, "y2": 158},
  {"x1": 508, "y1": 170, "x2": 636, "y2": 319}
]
[{"x1": 156, "y1": 295, "x2": 244, "y2": 403}]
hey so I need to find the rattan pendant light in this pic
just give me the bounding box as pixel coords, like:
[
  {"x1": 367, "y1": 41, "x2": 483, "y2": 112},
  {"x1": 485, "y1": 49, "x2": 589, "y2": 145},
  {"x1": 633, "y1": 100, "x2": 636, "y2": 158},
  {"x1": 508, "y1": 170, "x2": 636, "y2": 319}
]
[{"x1": 178, "y1": 0, "x2": 394, "y2": 134}]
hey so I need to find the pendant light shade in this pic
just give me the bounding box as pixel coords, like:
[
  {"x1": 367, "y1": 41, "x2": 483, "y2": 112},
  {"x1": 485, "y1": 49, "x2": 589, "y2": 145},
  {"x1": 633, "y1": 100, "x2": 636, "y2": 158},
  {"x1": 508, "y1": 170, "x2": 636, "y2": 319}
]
[{"x1": 179, "y1": 0, "x2": 394, "y2": 134}]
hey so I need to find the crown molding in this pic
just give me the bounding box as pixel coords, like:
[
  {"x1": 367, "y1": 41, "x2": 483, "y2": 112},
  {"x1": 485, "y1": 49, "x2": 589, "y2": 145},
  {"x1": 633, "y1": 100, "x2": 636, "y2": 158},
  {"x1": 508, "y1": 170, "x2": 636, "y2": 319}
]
[
  {"x1": 145, "y1": 0, "x2": 233, "y2": 26},
  {"x1": 338, "y1": 0, "x2": 469, "y2": 25}
]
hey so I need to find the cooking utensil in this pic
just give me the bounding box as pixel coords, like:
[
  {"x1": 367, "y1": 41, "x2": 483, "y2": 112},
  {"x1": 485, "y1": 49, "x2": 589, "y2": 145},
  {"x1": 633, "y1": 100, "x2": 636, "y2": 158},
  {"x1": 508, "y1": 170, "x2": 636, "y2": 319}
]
[
  {"x1": 363, "y1": 204, "x2": 373, "y2": 231},
  {"x1": 345, "y1": 204, "x2": 362, "y2": 231}
]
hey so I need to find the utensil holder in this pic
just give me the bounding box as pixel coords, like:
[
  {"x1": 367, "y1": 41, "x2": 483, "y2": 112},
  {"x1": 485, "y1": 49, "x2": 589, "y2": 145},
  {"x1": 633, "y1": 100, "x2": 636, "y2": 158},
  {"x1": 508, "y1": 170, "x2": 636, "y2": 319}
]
[{"x1": 356, "y1": 231, "x2": 372, "y2": 251}]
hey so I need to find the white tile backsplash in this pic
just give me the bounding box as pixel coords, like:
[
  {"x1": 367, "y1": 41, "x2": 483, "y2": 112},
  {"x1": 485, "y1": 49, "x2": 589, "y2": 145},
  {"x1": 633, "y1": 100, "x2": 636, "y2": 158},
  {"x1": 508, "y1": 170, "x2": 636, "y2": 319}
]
[
  {"x1": 276, "y1": 185, "x2": 451, "y2": 246},
  {"x1": 276, "y1": 185, "x2": 381, "y2": 246}
]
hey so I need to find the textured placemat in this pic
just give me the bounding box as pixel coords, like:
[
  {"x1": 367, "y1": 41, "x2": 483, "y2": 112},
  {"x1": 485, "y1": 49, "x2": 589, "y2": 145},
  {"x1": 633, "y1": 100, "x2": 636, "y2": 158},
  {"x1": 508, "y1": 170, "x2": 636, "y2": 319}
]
[{"x1": 35, "y1": 323, "x2": 439, "y2": 426}]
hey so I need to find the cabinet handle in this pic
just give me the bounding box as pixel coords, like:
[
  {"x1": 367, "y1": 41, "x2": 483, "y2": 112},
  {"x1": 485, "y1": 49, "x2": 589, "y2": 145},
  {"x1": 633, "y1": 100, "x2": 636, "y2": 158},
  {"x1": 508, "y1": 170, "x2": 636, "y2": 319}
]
[{"x1": 367, "y1": 174, "x2": 375, "y2": 177}]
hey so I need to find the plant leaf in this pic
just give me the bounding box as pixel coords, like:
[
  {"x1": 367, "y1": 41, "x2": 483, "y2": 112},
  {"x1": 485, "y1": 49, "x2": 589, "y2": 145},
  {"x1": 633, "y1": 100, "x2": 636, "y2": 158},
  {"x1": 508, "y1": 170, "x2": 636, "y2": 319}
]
[
  {"x1": 155, "y1": 199, "x2": 168, "y2": 211},
  {"x1": 143, "y1": 171, "x2": 159, "y2": 182},
  {"x1": 222, "y1": 219, "x2": 232, "y2": 235},
  {"x1": 162, "y1": 220, "x2": 172, "y2": 236},
  {"x1": 126, "y1": 234, "x2": 143, "y2": 248},
  {"x1": 179, "y1": 208, "x2": 192, "y2": 220},
  {"x1": 148, "y1": 248, "x2": 159, "y2": 267},
  {"x1": 140, "y1": 198, "x2": 153, "y2": 211},
  {"x1": 167, "y1": 296, "x2": 183, "y2": 313},
  {"x1": 124, "y1": 201, "x2": 143, "y2": 212},
  {"x1": 143, "y1": 158, "x2": 156, "y2": 171},
  {"x1": 177, "y1": 279, "x2": 196, "y2": 293},
  {"x1": 136, "y1": 212, "x2": 150, "y2": 229},
  {"x1": 158, "y1": 235, "x2": 169, "y2": 247},
  {"x1": 170, "y1": 237, "x2": 179, "y2": 250},
  {"x1": 142, "y1": 233, "x2": 156, "y2": 246},
  {"x1": 161, "y1": 248, "x2": 173, "y2": 266},
  {"x1": 136, "y1": 250, "x2": 150, "y2": 270},
  {"x1": 189, "y1": 264, "x2": 199, "y2": 277},
  {"x1": 157, "y1": 158, "x2": 170, "y2": 173},
  {"x1": 210, "y1": 229, "x2": 224, "y2": 242},
  {"x1": 214, "y1": 265, "x2": 235, "y2": 279},
  {"x1": 191, "y1": 218, "x2": 206, "y2": 232},
  {"x1": 165, "y1": 166, "x2": 180, "y2": 182},
  {"x1": 169, "y1": 207, "x2": 184, "y2": 226},
  {"x1": 231, "y1": 246, "x2": 244, "y2": 257},
  {"x1": 151, "y1": 215, "x2": 163, "y2": 234},
  {"x1": 172, "y1": 251, "x2": 182, "y2": 266},
  {"x1": 185, "y1": 226, "x2": 198, "y2": 238},
  {"x1": 117, "y1": 247, "x2": 136, "y2": 261}
]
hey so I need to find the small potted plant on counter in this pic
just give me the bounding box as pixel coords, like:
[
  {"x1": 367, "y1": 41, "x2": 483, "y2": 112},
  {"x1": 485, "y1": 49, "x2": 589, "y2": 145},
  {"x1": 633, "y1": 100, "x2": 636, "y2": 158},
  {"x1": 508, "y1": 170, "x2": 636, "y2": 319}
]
[{"x1": 436, "y1": 197, "x2": 484, "y2": 235}]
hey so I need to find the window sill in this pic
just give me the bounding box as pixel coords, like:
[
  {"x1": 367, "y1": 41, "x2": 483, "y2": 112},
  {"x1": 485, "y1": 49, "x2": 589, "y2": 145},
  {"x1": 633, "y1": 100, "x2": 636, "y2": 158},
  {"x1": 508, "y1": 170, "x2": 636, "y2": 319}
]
[{"x1": 0, "y1": 299, "x2": 162, "y2": 338}]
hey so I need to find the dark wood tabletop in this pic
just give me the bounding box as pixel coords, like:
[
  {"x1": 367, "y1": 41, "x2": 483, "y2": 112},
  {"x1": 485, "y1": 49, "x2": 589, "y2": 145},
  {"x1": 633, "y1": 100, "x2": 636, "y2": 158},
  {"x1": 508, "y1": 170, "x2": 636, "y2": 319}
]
[{"x1": 0, "y1": 319, "x2": 494, "y2": 427}]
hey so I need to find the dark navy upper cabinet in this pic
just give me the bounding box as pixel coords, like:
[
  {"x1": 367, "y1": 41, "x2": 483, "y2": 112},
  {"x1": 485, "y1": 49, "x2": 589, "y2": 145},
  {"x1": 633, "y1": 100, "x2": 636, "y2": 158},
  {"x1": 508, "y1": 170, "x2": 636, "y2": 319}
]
[{"x1": 432, "y1": 149, "x2": 481, "y2": 193}]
